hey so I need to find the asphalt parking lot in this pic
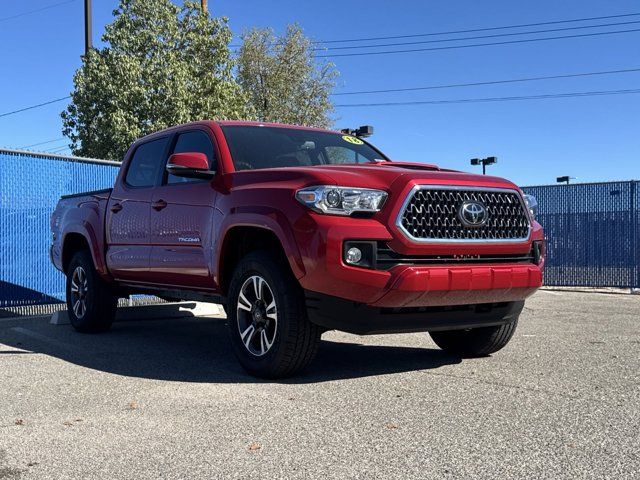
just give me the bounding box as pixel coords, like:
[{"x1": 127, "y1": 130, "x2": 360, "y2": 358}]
[{"x1": 0, "y1": 290, "x2": 638, "y2": 479}]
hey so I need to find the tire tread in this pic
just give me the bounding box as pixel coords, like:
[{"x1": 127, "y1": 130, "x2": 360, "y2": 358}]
[
  {"x1": 227, "y1": 251, "x2": 321, "y2": 378},
  {"x1": 66, "y1": 250, "x2": 117, "y2": 333},
  {"x1": 430, "y1": 319, "x2": 519, "y2": 357}
]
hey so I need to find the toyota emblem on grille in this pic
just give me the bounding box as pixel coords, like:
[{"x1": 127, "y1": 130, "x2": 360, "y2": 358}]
[{"x1": 458, "y1": 201, "x2": 488, "y2": 227}]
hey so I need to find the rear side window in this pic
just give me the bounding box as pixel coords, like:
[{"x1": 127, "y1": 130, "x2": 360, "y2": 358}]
[
  {"x1": 125, "y1": 137, "x2": 169, "y2": 187},
  {"x1": 166, "y1": 130, "x2": 216, "y2": 185}
]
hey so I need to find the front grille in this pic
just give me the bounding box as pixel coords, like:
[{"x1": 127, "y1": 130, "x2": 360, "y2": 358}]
[
  {"x1": 398, "y1": 187, "x2": 530, "y2": 242},
  {"x1": 375, "y1": 242, "x2": 536, "y2": 270}
]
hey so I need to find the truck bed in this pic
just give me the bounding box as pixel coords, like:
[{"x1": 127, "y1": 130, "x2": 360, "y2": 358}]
[
  {"x1": 60, "y1": 188, "x2": 113, "y2": 200},
  {"x1": 50, "y1": 188, "x2": 113, "y2": 274}
]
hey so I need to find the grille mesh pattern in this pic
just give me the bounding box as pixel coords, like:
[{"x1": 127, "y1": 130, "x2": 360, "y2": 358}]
[{"x1": 399, "y1": 188, "x2": 530, "y2": 241}]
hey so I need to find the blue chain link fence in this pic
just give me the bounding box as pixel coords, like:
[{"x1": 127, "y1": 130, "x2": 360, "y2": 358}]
[
  {"x1": 1, "y1": 148, "x2": 638, "y2": 308},
  {"x1": 0, "y1": 149, "x2": 118, "y2": 308},
  {"x1": 522, "y1": 181, "x2": 639, "y2": 289}
]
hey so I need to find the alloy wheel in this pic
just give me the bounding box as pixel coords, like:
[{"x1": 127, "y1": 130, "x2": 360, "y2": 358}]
[
  {"x1": 236, "y1": 275, "x2": 278, "y2": 356},
  {"x1": 70, "y1": 266, "x2": 88, "y2": 319}
]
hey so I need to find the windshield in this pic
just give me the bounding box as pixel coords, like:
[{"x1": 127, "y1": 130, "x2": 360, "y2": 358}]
[{"x1": 221, "y1": 126, "x2": 387, "y2": 171}]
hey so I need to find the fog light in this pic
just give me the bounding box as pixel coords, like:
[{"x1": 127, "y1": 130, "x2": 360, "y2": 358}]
[
  {"x1": 345, "y1": 247, "x2": 362, "y2": 265},
  {"x1": 532, "y1": 240, "x2": 545, "y2": 265},
  {"x1": 343, "y1": 241, "x2": 376, "y2": 268}
]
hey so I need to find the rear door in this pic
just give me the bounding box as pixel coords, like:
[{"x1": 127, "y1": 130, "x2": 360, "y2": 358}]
[
  {"x1": 147, "y1": 128, "x2": 218, "y2": 290},
  {"x1": 106, "y1": 136, "x2": 170, "y2": 282}
]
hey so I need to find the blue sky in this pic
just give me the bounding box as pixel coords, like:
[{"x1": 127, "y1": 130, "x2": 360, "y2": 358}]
[{"x1": 0, "y1": 0, "x2": 639, "y2": 186}]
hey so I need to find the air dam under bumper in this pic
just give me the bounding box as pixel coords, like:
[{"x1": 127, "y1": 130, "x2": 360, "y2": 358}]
[
  {"x1": 305, "y1": 291, "x2": 524, "y2": 335},
  {"x1": 371, "y1": 264, "x2": 542, "y2": 308}
]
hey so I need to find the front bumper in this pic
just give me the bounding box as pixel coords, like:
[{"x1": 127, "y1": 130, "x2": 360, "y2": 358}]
[{"x1": 296, "y1": 216, "x2": 543, "y2": 309}]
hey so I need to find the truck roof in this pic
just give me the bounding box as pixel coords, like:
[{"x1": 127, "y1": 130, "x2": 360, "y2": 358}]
[
  {"x1": 214, "y1": 120, "x2": 342, "y2": 135},
  {"x1": 137, "y1": 120, "x2": 345, "y2": 144}
]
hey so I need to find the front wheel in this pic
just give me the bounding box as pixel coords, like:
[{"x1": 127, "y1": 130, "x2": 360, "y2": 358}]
[
  {"x1": 429, "y1": 319, "x2": 519, "y2": 357},
  {"x1": 226, "y1": 251, "x2": 321, "y2": 378},
  {"x1": 66, "y1": 251, "x2": 117, "y2": 333}
]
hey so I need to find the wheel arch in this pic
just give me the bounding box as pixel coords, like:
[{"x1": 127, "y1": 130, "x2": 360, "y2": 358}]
[
  {"x1": 61, "y1": 228, "x2": 105, "y2": 276},
  {"x1": 217, "y1": 222, "x2": 305, "y2": 296}
]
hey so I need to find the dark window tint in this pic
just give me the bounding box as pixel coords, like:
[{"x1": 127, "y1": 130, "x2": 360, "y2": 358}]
[
  {"x1": 221, "y1": 126, "x2": 387, "y2": 171},
  {"x1": 167, "y1": 130, "x2": 216, "y2": 184},
  {"x1": 125, "y1": 137, "x2": 169, "y2": 187}
]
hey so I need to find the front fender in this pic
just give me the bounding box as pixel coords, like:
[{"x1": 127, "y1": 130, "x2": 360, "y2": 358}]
[{"x1": 214, "y1": 207, "x2": 306, "y2": 284}]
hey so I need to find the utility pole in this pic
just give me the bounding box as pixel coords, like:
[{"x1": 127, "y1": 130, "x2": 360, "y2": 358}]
[
  {"x1": 201, "y1": 0, "x2": 208, "y2": 12},
  {"x1": 84, "y1": 0, "x2": 92, "y2": 55}
]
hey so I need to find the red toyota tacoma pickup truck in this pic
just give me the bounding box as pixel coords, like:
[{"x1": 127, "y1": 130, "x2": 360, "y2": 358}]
[{"x1": 50, "y1": 121, "x2": 543, "y2": 378}]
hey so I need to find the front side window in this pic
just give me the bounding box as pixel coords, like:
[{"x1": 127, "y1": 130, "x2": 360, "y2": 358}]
[
  {"x1": 125, "y1": 137, "x2": 169, "y2": 187},
  {"x1": 221, "y1": 126, "x2": 387, "y2": 171},
  {"x1": 166, "y1": 130, "x2": 216, "y2": 184}
]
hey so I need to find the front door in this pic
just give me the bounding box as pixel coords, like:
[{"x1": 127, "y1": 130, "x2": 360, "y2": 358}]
[{"x1": 148, "y1": 129, "x2": 218, "y2": 290}]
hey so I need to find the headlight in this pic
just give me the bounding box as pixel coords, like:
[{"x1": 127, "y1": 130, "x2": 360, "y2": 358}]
[
  {"x1": 523, "y1": 194, "x2": 538, "y2": 219},
  {"x1": 296, "y1": 185, "x2": 387, "y2": 216}
]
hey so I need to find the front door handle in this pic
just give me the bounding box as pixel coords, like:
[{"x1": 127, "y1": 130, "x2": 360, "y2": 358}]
[
  {"x1": 152, "y1": 199, "x2": 168, "y2": 211},
  {"x1": 110, "y1": 203, "x2": 123, "y2": 213}
]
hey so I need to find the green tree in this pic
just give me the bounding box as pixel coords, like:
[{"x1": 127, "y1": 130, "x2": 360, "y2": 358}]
[
  {"x1": 237, "y1": 24, "x2": 338, "y2": 128},
  {"x1": 62, "y1": 0, "x2": 252, "y2": 160}
]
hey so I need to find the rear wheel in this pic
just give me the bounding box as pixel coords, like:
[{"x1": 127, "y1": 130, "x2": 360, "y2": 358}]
[
  {"x1": 226, "y1": 251, "x2": 321, "y2": 378},
  {"x1": 429, "y1": 318, "x2": 519, "y2": 357},
  {"x1": 66, "y1": 251, "x2": 117, "y2": 333}
]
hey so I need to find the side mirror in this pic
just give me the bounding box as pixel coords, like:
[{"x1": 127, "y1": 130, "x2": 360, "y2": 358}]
[{"x1": 166, "y1": 152, "x2": 216, "y2": 179}]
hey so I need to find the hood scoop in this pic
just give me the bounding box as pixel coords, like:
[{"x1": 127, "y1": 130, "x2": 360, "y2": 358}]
[{"x1": 374, "y1": 160, "x2": 440, "y2": 171}]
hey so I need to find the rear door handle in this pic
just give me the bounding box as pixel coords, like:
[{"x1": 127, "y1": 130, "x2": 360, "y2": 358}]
[
  {"x1": 110, "y1": 203, "x2": 123, "y2": 213},
  {"x1": 152, "y1": 200, "x2": 168, "y2": 211}
]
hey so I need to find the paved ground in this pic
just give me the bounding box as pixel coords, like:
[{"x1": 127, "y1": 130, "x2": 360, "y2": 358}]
[{"x1": 0, "y1": 290, "x2": 638, "y2": 479}]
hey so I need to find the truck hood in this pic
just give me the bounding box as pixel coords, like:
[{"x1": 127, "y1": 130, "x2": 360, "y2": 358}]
[
  {"x1": 296, "y1": 161, "x2": 519, "y2": 191},
  {"x1": 228, "y1": 161, "x2": 520, "y2": 193}
]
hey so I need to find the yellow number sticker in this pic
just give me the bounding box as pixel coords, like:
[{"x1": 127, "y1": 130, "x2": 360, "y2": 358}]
[{"x1": 342, "y1": 135, "x2": 364, "y2": 145}]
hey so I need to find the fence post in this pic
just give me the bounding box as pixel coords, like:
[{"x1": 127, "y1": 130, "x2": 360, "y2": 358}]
[{"x1": 632, "y1": 181, "x2": 639, "y2": 289}]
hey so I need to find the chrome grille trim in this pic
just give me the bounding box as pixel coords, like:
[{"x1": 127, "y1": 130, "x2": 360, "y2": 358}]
[{"x1": 395, "y1": 185, "x2": 531, "y2": 244}]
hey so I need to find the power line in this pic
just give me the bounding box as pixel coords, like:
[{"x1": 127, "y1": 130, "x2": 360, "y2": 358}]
[
  {"x1": 229, "y1": 12, "x2": 640, "y2": 48},
  {"x1": 317, "y1": 28, "x2": 640, "y2": 58},
  {"x1": 333, "y1": 67, "x2": 640, "y2": 96},
  {"x1": 6, "y1": 68, "x2": 637, "y2": 122},
  {"x1": 316, "y1": 12, "x2": 640, "y2": 44},
  {"x1": 0, "y1": 96, "x2": 71, "y2": 119},
  {"x1": 20, "y1": 138, "x2": 67, "y2": 149},
  {"x1": 46, "y1": 145, "x2": 71, "y2": 154},
  {"x1": 0, "y1": 0, "x2": 78, "y2": 24},
  {"x1": 318, "y1": 20, "x2": 640, "y2": 51},
  {"x1": 335, "y1": 88, "x2": 640, "y2": 107}
]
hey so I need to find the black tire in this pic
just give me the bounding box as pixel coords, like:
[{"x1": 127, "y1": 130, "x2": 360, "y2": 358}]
[
  {"x1": 226, "y1": 251, "x2": 321, "y2": 378},
  {"x1": 66, "y1": 250, "x2": 117, "y2": 333},
  {"x1": 429, "y1": 318, "x2": 519, "y2": 357}
]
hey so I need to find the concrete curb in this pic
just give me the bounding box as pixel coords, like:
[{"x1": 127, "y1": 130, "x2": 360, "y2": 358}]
[{"x1": 51, "y1": 302, "x2": 224, "y2": 325}]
